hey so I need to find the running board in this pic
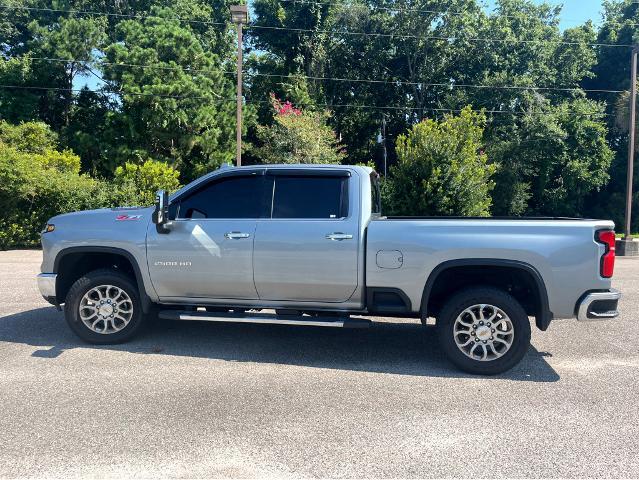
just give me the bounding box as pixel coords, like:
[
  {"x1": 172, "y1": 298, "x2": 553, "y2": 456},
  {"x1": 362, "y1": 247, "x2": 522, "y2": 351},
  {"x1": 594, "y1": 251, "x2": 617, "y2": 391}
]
[{"x1": 158, "y1": 310, "x2": 371, "y2": 329}]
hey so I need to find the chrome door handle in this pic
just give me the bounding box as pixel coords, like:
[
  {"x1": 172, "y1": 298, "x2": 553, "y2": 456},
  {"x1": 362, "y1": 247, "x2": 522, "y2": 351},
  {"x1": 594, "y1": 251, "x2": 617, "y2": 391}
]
[
  {"x1": 224, "y1": 231, "x2": 251, "y2": 239},
  {"x1": 325, "y1": 232, "x2": 353, "y2": 241}
]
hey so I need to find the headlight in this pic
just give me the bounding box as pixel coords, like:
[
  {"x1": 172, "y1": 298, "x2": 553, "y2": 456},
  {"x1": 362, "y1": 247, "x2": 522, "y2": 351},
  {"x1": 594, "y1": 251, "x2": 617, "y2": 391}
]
[{"x1": 42, "y1": 223, "x2": 55, "y2": 233}]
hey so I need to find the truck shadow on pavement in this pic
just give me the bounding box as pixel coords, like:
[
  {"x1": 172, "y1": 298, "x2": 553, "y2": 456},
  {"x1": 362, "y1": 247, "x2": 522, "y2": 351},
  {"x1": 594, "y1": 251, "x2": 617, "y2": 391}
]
[{"x1": 1, "y1": 307, "x2": 559, "y2": 382}]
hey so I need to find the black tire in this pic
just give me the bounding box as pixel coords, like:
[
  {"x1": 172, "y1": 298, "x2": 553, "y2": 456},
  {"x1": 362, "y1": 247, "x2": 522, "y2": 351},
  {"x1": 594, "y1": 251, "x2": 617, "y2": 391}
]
[
  {"x1": 64, "y1": 268, "x2": 146, "y2": 344},
  {"x1": 436, "y1": 287, "x2": 531, "y2": 375}
]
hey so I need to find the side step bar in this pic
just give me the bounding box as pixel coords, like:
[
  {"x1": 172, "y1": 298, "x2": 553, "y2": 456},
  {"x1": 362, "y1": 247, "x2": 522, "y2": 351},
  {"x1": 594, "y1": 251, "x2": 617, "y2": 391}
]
[{"x1": 158, "y1": 310, "x2": 371, "y2": 329}]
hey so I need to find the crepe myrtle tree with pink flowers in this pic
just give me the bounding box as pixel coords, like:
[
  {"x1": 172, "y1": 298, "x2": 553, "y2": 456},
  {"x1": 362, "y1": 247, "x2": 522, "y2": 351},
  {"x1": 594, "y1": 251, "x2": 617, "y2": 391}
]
[{"x1": 253, "y1": 94, "x2": 346, "y2": 164}]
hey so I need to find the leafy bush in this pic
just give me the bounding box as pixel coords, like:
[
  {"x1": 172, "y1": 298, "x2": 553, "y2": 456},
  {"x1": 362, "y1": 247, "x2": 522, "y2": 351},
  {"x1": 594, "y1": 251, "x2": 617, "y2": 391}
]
[
  {"x1": 254, "y1": 95, "x2": 346, "y2": 164},
  {"x1": 384, "y1": 107, "x2": 496, "y2": 217},
  {"x1": 114, "y1": 159, "x2": 181, "y2": 206},
  {"x1": 0, "y1": 142, "x2": 103, "y2": 249},
  {"x1": 0, "y1": 122, "x2": 183, "y2": 249}
]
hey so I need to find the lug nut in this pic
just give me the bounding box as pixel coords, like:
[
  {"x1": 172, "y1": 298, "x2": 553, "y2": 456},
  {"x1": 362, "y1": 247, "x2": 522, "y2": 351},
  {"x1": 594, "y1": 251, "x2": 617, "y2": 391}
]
[
  {"x1": 490, "y1": 336, "x2": 494, "y2": 340},
  {"x1": 479, "y1": 321, "x2": 484, "y2": 326},
  {"x1": 491, "y1": 328, "x2": 495, "y2": 333},
  {"x1": 487, "y1": 323, "x2": 491, "y2": 327},
  {"x1": 483, "y1": 340, "x2": 487, "y2": 344}
]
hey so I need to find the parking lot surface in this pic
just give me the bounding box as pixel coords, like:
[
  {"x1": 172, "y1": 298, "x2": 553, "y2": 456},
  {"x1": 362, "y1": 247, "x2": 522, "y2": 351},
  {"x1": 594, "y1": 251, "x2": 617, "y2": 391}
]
[{"x1": 1, "y1": 249, "x2": 638, "y2": 478}]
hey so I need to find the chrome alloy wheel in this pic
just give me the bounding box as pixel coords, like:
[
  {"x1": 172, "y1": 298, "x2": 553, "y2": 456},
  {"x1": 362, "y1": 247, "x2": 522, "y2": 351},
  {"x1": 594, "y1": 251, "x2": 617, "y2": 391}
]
[
  {"x1": 78, "y1": 284, "x2": 134, "y2": 334},
  {"x1": 453, "y1": 304, "x2": 514, "y2": 362}
]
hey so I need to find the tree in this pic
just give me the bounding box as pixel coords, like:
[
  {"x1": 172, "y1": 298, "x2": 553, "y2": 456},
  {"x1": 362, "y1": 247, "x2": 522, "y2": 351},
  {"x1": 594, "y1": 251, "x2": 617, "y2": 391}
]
[
  {"x1": 488, "y1": 98, "x2": 613, "y2": 216},
  {"x1": 254, "y1": 95, "x2": 345, "y2": 164},
  {"x1": 102, "y1": 4, "x2": 239, "y2": 180},
  {"x1": 384, "y1": 107, "x2": 495, "y2": 216}
]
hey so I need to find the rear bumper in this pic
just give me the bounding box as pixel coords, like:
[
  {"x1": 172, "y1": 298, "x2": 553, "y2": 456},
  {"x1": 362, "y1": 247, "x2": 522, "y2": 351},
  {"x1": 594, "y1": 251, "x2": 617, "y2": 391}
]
[
  {"x1": 36, "y1": 273, "x2": 57, "y2": 304},
  {"x1": 577, "y1": 289, "x2": 621, "y2": 321}
]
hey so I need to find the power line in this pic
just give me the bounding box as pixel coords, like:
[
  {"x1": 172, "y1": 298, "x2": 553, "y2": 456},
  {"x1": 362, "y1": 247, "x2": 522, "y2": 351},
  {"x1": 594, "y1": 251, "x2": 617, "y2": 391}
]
[
  {"x1": 0, "y1": 84, "x2": 229, "y2": 101},
  {"x1": 0, "y1": 4, "x2": 228, "y2": 27},
  {"x1": 0, "y1": 84, "x2": 614, "y2": 118},
  {"x1": 22, "y1": 56, "x2": 625, "y2": 94},
  {"x1": 0, "y1": 3, "x2": 633, "y2": 49},
  {"x1": 280, "y1": 0, "x2": 593, "y2": 25},
  {"x1": 247, "y1": 23, "x2": 631, "y2": 47}
]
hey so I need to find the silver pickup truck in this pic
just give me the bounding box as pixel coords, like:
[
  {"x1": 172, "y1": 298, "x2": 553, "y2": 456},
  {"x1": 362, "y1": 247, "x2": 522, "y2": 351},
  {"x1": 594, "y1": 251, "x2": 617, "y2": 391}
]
[{"x1": 37, "y1": 164, "x2": 620, "y2": 374}]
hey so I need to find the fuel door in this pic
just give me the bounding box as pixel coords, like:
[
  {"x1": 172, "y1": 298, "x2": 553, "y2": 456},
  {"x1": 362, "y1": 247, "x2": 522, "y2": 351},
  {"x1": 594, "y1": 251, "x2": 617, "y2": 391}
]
[{"x1": 376, "y1": 250, "x2": 404, "y2": 269}]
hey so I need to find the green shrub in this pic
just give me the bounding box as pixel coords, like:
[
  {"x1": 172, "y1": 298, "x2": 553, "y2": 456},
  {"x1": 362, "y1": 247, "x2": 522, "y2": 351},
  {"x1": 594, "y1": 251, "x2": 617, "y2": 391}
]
[
  {"x1": 384, "y1": 107, "x2": 496, "y2": 217},
  {"x1": 114, "y1": 159, "x2": 181, "y2": 206},
  {"x1": 0, "y1": 143, "x2": 103, "y2": 249},
  {"x1": 0, "y1": 122, "x2": 183, "y2": 249}
]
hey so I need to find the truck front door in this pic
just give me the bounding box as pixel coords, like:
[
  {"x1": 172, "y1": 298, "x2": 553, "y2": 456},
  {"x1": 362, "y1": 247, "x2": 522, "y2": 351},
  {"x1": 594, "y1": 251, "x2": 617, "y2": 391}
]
[
  {"x1": 253, "y1": 171, "x2": 360, "y2": 303},
  {"x1": 146, "y1": 171, "x2": 269, "y2": 300}
]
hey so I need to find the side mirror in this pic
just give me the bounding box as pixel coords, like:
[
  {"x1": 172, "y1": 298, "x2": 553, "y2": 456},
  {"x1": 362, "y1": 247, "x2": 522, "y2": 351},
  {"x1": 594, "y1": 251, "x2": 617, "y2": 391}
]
[{"x1": 153, "y1": 190, "x2": 171, "y2": 234}]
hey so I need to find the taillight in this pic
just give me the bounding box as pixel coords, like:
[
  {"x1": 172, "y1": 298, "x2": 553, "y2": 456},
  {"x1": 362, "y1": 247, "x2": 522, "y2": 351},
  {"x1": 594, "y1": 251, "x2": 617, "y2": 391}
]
[{"x1": 596, "y1": 230, "x2": 616, "y2": 278}]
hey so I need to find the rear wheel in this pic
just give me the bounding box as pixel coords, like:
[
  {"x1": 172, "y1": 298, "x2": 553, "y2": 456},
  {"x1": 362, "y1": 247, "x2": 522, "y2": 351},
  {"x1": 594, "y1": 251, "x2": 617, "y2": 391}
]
[
  {"x1": 64, "y1": 269, "x2": 145, "y2": 344},
  {"x1": 436, "y1": 287, "x2": 531, "y2": 375}
]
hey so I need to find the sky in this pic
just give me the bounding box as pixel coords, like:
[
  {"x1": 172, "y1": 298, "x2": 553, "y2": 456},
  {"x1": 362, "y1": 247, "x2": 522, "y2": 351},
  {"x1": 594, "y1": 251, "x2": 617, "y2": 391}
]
[
  {"x1": 74, "y1": 0, "x2": 607, "y2": 89},
  {"x1": 486, "y1": 0, "x2": 605, "y2": 29}
]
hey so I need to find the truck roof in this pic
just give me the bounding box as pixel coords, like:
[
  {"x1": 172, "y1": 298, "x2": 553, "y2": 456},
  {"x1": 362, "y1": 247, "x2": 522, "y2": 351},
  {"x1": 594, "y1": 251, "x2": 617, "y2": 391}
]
[{"x1": 172, "y1": 163, "x2": 374, "y2": 200}]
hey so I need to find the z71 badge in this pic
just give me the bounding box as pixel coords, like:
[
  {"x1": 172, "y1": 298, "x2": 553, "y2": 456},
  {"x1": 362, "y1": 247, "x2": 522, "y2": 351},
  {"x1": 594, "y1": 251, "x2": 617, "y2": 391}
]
[{"x1": 115, "y1": 214, "x2": 143, "y2": 221}]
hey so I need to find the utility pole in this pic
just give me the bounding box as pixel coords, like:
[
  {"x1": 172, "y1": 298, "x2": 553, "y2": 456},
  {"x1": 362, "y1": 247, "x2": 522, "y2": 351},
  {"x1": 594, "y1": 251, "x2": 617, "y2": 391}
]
[
  {"x1": 230, "y1": 5, "x2": 248, "y2": 167},
  {"x1": 377, "y1": 115, "x2": 388, "y2": 176},
  {"x1": 382, "y1": 115, "x2": 387, "y2": 177},
  {"x1": 625, "y1": 47, "x2": 639, "y2": 238}
]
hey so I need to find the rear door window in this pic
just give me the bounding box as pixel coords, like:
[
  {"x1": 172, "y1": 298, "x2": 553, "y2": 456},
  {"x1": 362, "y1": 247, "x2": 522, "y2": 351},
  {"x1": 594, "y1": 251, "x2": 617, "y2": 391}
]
[{"x1": 271, "y1": 176, "x2": 348, "y2": 219}]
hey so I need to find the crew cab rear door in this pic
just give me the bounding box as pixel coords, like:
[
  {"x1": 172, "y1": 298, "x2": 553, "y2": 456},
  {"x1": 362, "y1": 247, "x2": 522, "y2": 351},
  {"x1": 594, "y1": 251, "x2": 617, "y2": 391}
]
[{"x1": 253, "y1": 170, "x2": 359, "y2": 303}]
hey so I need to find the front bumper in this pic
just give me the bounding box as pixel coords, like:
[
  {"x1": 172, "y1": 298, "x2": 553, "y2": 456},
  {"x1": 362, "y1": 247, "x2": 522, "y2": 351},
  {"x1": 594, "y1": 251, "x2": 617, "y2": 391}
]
[
  {"x1": 36, "y1": 273, "x2": 57, "y2": 304},
  {"x1": 577, "y1": 289, "x2": 621, "y2": 321}
]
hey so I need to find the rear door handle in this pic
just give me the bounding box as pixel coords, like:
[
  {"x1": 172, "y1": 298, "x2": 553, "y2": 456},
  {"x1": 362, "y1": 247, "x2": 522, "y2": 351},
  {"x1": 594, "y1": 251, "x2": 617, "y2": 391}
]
[
  {"x1": 224, "y1": 231, "x2": 251, "y2": 239},
  {"x1": 325, "y1": 232, "x2": 353, "y2": 241}
]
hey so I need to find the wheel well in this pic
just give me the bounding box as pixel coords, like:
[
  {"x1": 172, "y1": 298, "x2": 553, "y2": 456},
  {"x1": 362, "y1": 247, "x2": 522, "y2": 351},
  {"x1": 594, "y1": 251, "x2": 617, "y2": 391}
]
[
  {"x1": 423, "y1": 264, "x2": 550, "y2": 329},
  {"x1": 55, "y1": 251, "x2": 138, "y2": 304}
]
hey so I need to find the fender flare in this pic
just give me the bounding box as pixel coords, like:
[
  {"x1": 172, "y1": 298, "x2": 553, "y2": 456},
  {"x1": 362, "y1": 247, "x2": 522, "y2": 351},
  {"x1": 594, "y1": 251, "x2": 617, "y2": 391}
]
[
  {"x1": 53, "y1": 246, "x2": 153, "y2": 313},
  {"x1": 420, "y1": 258, "x2": 552, "y2": 331}
]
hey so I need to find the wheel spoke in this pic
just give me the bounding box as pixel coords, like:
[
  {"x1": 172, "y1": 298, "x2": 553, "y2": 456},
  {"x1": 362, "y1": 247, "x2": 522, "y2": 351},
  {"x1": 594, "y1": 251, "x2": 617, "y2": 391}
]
[
  {"x1": 493, "y1": 319, "x2": 513, "y2": 332},
  {"x1": 458, "y1": 317, "x2": 473, "y2": 328},
  {"x1": 456, "y1": 337, "x2": 474, "y2": 347},
  {"x1": 79, "y1": 306, "x2": 96, "y2": 321},
  {"x1": 91, "y1": 317, "x2": 104, "y2": 331},
  {"x1": 465, "y1": 308, "x2": 478, "y2": 323}
]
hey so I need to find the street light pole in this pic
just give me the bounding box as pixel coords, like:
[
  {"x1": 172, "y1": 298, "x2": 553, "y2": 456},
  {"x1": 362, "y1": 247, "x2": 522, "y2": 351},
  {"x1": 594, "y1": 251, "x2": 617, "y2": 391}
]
[
  {"x1": 625, "y1": 47, "x2": 639, "y2": 239},
  {"x1": 230, "y1": 5, "x2": 248, "y2": 167}
]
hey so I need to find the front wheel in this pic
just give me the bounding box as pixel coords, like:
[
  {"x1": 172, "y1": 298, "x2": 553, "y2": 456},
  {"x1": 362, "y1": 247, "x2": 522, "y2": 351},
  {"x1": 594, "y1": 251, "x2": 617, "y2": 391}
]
[
  {"x1": 64, "y1": 269, "x2": 146, "y2": 344},
  {"x1": 436, "y1": 287, "x2": 531, "y2": 375}
]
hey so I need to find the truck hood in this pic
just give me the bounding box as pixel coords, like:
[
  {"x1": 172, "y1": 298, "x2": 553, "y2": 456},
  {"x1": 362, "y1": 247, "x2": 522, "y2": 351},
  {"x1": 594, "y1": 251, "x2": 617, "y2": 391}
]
[
  {"x1": 50, "y1": 206, "x2": 153, "y2": 223},
  {"x1": 48, "y1": 206, "x2": 154, "y2": 239}
]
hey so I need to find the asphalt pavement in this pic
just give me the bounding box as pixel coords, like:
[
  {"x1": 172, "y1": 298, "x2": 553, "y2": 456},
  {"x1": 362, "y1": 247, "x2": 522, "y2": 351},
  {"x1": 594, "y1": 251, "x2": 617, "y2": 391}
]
[{"x1": 1, "y1": 250, "x2": 638, "y2": 478}]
